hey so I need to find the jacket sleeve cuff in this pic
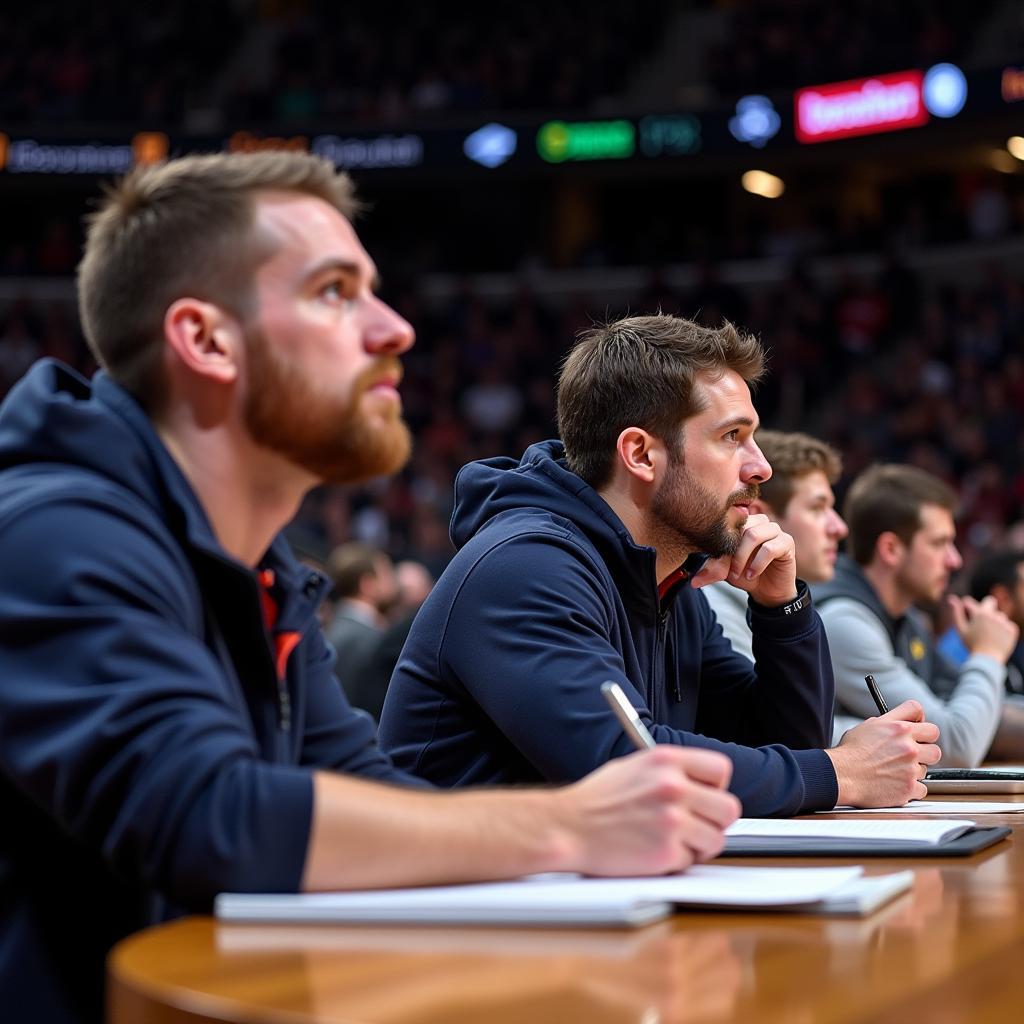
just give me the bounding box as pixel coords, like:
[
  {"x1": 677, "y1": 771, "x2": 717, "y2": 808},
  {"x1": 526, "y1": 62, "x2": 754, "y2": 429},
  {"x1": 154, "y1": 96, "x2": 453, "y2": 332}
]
[
  {"x1": 747, "y1": 580, "x2": 816, "y2": 635},
  {"x1": 792, "y1": 747, "x2": 839, "y2": 811}
]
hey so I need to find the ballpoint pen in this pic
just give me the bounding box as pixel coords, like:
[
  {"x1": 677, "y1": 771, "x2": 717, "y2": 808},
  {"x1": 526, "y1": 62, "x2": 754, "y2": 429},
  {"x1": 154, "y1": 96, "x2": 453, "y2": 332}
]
[
  {"x1": 864, "y1": 674, "x2": 890, "y2": 715},
  {"x1": 601, "y1": 680, "x2": 657, "y2": 750}
]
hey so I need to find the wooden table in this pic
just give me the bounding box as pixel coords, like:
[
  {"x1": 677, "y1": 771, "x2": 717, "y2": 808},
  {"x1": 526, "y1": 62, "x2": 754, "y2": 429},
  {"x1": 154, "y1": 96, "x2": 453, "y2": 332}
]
[{"x1": 108, "y1": 805, "x2": 1024, "y2": 1024}]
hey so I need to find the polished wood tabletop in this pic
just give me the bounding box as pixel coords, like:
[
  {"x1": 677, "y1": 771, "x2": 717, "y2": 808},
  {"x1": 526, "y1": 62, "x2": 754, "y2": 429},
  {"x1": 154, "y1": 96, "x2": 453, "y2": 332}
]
[{"x1": 108, "y1": 800, "x2": 1024, "y2": 1024}]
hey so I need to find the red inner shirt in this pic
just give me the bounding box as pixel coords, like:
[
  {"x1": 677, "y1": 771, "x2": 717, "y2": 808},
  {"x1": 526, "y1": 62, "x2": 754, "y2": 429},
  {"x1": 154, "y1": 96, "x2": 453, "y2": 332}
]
[{"x1": 257, "y1": 568, "x2": 302, "y2": 682}]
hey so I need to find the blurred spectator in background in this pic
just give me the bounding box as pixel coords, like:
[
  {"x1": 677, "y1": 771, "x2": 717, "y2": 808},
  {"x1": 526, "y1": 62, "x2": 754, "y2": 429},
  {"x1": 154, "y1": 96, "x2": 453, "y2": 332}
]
[
  {"x1": 356, "y1": 559, "x2": 436, "y2": 722},
  {"x1": 394, "y1": 559, "x2": 435, "y2": 618},
  {"x1": 0, "y1": 311, "x2": 40, "y2": 394},
  {"x1": 326, "y1": 542, "x2": 399, "y2": 709},
  {"x1": 970, "y1": 551, "x2": 1024, "y2": 699},
  {"x1": 707, "y1": 0, "x2": 990, "y2": 98},
  {"x1": 705, "y1": 430, "x2": 847, "y2": 663},
  {"x1": 939, "y1": 551, "x2": 1024, "y2": 700},
  {"x1": 815, "y1": 465, "x2": 1022, "y2": 763}
]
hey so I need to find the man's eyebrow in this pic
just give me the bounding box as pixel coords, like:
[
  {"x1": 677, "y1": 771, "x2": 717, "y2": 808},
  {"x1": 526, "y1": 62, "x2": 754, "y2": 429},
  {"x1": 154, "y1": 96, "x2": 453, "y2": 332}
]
[
  {"x1": 711, "y1": 415, "x2": 758, "y2": 432},
  {"x1": 306, "y1": 258, "x2": 381, "y2": 291}
]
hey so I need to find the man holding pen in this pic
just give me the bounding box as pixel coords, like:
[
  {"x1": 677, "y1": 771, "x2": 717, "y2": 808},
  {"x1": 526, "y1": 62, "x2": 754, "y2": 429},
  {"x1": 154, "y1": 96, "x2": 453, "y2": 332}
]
[
  {"x1": 0, "y1": 154, "x2": 739, "y2": 1024},
  {"x1": 381, "y1": 315, "x2": 942, "y2": 814}
]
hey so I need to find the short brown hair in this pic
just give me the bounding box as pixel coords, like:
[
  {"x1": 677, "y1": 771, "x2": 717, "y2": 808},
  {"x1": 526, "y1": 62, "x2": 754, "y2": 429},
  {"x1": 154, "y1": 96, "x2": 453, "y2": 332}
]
[
  {"x1": 556, "y1": 314, "x2": 765, "y2": 488},
  {"x1": 757, "y1": 430, "x2": 842, "y2": 515},
  {"x1": 327, "y1": 542, "x2": 388, "y2": 599},
  {"x1": 77, "y1": 151, "x2": 358, "y2": 411},
  {"x1": 844, "y1": 464, "x2": 958, "y2": 565}
]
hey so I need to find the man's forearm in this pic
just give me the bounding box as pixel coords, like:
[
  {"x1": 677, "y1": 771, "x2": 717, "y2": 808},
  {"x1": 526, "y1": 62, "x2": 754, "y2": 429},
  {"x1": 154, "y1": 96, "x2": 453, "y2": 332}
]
[
  {"x1": 303, "y1": 771, "x2": 574, "y2": 891},
  {"x1": 303, "y1": 748, "x2": 742, "y2": 890}
]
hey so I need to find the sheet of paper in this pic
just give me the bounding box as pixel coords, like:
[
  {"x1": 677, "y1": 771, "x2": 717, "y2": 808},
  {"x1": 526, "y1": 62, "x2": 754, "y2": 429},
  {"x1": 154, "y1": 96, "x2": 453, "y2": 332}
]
[
  {"x1": 217, "y1": 864, "x2": 867, "y2": 926},
  {"x1": 819, "y1": 871, "x2": 915, "y2": 914},
  {"x1": 726, "y1": 817, "x2": 975, "y2": 844},
  {"x1": 217, "y1": 885, "x2": 669, "y2": 927},
  {"x1": 824, "y1": 800, "x2": 1024, "y2": 815},
  {"x1": 531, "y1": 865, "x2": 865, "y2": 907}
]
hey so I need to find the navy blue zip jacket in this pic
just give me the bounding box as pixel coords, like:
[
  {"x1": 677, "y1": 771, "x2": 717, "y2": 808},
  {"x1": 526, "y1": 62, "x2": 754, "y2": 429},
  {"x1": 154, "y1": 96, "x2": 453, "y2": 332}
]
[
  {"x1": 0, "y1": 361, "x2": 412, "y2": 1024},
  {"x1": 380, "y1": 440, "x2": 838, "y2": 815}
]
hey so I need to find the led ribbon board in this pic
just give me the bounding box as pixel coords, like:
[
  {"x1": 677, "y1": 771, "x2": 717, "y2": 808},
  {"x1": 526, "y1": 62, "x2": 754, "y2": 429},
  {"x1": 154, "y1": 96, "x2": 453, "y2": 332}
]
[
  {"x1": 536, "y1": 120, "x2": 635, "y2": 163},
  {"x1": 795, "y1": 70, "x2": 928, "y2": 144}
]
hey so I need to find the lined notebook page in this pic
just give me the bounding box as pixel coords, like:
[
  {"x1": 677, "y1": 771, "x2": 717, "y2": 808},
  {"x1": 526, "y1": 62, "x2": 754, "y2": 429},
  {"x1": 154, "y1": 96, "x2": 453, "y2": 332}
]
[
  {"x1": 726, "y1": 817, "x2": 974, "y2": 846},
  {"x1": 826, "y1": 800, "x2": 1024, "y2": 814}
]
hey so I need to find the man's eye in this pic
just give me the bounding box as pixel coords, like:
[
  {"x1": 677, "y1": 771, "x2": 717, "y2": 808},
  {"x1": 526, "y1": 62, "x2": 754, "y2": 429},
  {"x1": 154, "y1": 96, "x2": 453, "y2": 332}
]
[
  {"x1": 724, "y1": 430, "x2": 739, "y2": 442},
  {"x1": 322, "y1": 281, "x2": 343, "y2": 299}
]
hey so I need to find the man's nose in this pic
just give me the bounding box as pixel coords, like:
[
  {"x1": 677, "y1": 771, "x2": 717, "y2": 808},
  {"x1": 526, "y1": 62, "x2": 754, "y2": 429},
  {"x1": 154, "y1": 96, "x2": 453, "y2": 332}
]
[
  {"x1": 829, "y1": 510, "x2": 849, "y2": 539},
  {"x1": 741, "y1": 443, "x2": 772, "y2": 484},
  {"x1": 363, "y1": 295, "x2": 415, "y2": 355},
  {"x1": 947, "y1": 543, "x2": 963, "y2": 572}
]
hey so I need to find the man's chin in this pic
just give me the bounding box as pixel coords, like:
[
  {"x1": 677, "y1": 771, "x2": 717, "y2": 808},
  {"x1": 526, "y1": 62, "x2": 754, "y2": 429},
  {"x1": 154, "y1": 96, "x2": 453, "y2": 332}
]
[{"x1": 295, "y1": 420, "x2": 413, "y2": 486}]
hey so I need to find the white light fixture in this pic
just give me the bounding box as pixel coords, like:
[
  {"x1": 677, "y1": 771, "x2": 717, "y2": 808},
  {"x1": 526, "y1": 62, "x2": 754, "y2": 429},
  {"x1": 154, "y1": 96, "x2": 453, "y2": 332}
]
[{"x1": 923, "y1": 63, "x2": 968, "y2": 118}]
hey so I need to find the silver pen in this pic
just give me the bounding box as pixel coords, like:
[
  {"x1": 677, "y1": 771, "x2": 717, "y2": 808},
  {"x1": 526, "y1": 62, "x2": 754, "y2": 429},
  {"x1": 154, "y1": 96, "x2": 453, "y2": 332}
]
[{"x1": 601, "y1": 680, "x2": 657, "y2": 750}]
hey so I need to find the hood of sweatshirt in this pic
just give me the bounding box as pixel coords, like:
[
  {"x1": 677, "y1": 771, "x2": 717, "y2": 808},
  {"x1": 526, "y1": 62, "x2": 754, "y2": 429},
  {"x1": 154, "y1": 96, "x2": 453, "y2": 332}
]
[{"x1": 451, "y1": 438, "x2": 710, "y2": 616}]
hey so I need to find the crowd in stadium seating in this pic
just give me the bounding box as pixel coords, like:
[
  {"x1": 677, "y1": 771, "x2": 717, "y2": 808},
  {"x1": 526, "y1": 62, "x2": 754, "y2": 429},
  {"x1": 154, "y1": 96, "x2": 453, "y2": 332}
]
[
  {"x1": 5, "y1": 250, "x2": 1021, "y2": 579},
  {"x1": 227, "y1": 0, "x2": 670, "y2": 123},
  {"x1": 1, "y1": 0, "x2": 1002, "y2": 127},
  {"x1": 0, "y1": 0, "x2": 667, "y2": 126},
  {"x1": 0, "y1": 1, "x2": 239, "y2": 125},
  {"x1": 707, "y1": 0, "x2": 997, "y2": 98}
]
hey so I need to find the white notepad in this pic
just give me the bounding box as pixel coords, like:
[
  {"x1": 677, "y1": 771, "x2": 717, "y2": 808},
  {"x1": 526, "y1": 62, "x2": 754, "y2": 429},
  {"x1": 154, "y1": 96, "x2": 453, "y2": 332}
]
[
  {"x1": 216, "y1": 864, "x2": 911, "y2": 927},
  {"x1": 825, "y1": 800, "x2": 1024, "y2": 815},
  {"x1": 725, "y1": 817, "x2": 975, "y2": 850}
]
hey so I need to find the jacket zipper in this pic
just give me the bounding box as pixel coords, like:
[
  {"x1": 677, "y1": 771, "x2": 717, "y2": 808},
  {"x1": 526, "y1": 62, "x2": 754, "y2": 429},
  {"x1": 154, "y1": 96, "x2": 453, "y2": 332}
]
[
  {"x1": 657, "y1": 610, "x2": 682, "y2": 703},
  {"x1": 278, "y1": 683, "x2": 292, "y2": 733}
]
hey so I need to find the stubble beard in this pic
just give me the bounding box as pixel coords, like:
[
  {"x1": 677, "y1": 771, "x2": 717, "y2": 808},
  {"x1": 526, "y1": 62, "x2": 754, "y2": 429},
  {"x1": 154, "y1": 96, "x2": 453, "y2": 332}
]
[
  {"x1": 650, "y1": 455, "x2": 758, "y2": 559},
  {"x1": 242, "y1": 322, "x2": 412, "y2": 485}
]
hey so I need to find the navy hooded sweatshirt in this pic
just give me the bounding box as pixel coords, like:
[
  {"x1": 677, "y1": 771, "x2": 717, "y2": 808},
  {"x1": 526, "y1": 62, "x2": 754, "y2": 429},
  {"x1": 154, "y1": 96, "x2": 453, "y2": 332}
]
[
  {"x1": 0, "y1": 361, "x2": 412, "y2": 1024},
  {"x1": 380, "y1": 440, "x2": 838, "y2": 815}
]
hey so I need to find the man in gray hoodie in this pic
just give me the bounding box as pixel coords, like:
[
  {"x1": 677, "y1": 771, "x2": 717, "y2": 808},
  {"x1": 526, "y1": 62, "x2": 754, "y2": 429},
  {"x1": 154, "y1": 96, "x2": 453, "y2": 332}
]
[{"x1": 814, "y1": 464, "x2": 1021, "y2": 764}]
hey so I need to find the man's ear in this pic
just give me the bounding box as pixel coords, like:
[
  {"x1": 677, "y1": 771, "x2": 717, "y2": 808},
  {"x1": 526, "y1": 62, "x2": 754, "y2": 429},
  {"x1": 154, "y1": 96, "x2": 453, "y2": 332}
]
[
  {"x1": 163, "y1": 298, "x2": 241, "y2": 385},
  {"x1": 875, "y1": 530, "x2": 905, "y2": 569},
  {"x1": 614, "y1": 427, "x2": 661, "y2": 485}
]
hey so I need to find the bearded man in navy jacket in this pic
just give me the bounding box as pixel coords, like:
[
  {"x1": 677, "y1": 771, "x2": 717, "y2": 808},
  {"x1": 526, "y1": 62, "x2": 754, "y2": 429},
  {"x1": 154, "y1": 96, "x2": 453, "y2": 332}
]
[
  {"x1": 380, "y1": 315, "x2": 941, "y2": 816},
  {"x1": 0, "y1": 159, "x2": 742, "y2": 1024}
]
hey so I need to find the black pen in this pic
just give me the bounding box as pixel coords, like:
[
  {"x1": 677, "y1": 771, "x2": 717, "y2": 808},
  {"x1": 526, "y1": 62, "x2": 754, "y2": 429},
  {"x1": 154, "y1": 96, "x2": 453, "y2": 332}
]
[
  {"x1": 864, "y1": 674, "x2": 890, "y2": 715},
  {"x1": 601, "y1": 681, "x2": 657, "y2": 750}
]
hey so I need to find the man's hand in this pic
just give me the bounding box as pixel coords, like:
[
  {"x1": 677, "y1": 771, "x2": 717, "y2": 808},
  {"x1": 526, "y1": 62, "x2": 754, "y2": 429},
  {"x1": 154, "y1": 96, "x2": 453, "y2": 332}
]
[
  {"x1": 949, "y1": 594, "x2": 1019, "y2": 664},
  {"x1": 690, "y1": 513, "x2": 798, "y2": 607},
  {"x1": 825, "y1": 700, "x2": 941, "y2": 807},
  {"x1": 557, "y1": 747, "x2": 741, "y2": 876}
]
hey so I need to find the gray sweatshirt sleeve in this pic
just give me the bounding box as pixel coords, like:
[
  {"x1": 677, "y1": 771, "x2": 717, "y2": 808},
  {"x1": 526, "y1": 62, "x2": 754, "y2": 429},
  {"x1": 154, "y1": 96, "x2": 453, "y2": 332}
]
[
  {"x1": 819, "y1": 597, "x2": 1005, "y2": 767},
  {"x1": 701, "y1": 581, "x2": 755, "y2": 662}
]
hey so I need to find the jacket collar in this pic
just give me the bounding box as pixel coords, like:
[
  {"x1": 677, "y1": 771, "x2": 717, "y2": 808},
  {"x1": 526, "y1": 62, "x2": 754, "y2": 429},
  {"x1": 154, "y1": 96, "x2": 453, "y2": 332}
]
[{"x1": 93, "y1": 373, "x2": 329, "y2": 628}]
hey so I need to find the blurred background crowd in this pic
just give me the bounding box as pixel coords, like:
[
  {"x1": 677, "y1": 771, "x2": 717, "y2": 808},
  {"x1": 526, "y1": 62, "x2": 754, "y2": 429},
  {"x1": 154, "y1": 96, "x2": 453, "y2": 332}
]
[{"x1": 2, "y1": 0, "x2": 1023, "y2": 635}]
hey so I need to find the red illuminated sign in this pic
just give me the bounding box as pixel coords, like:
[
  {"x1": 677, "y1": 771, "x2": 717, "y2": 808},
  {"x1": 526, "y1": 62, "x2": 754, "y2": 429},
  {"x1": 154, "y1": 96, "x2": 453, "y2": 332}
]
[{"x1": 795, "y1": 70, "x2": 928, "y2": 144}]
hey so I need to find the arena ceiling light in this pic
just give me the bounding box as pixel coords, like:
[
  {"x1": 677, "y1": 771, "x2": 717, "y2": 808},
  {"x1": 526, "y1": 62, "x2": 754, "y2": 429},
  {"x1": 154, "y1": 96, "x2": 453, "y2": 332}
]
[
  {"x1": 741, "y1": 170, "x2": 784, "y2": 198},
  {"x1": 991, "y1": 148, "x2": 1020, "y2": 173},
  {"x1": 463, "y1": 123, "x2": 517, "y2": 169},
  {"x1": 922, "y1": 63, "x2": 968, "y2": 118},
  {"x1": 729, "y1": 96, "x2": 781, "y2": 148}
]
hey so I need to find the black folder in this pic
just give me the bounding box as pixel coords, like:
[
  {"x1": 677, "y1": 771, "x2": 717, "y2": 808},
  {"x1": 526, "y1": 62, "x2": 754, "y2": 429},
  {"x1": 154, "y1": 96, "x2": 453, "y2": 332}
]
[{"x1": 718, "y1": 825, "x2": 1011, "y2": 858}]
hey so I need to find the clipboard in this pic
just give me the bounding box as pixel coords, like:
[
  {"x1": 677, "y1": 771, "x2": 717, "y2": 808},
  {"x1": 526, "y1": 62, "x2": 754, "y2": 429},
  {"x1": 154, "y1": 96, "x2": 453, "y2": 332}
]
[{"x1": 717, "y1": 825, "x2": 1011, "y2": 858}]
